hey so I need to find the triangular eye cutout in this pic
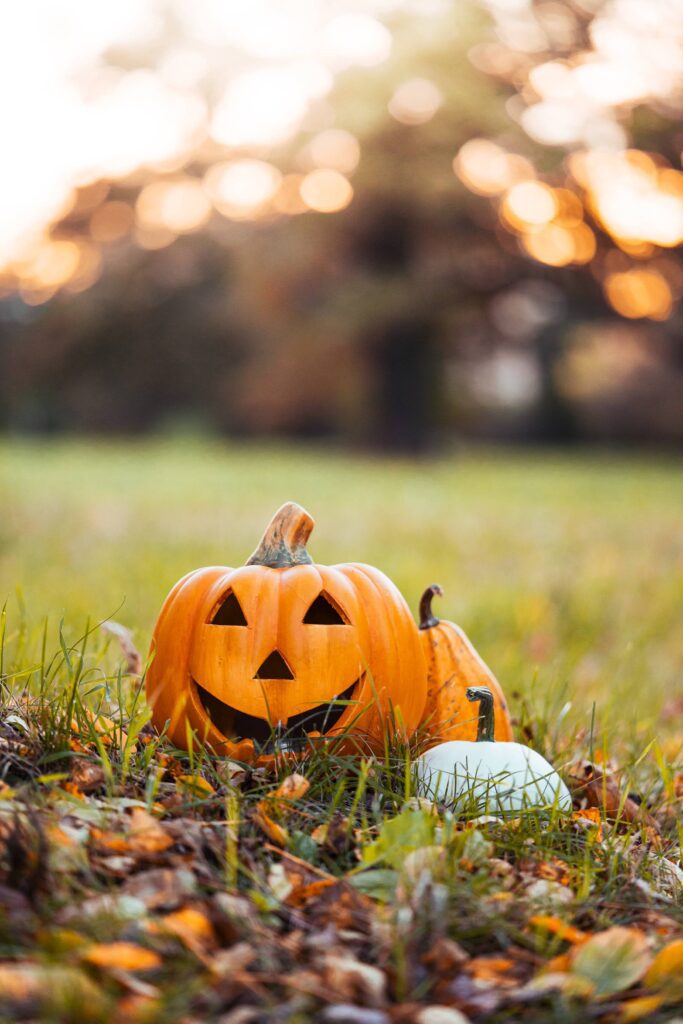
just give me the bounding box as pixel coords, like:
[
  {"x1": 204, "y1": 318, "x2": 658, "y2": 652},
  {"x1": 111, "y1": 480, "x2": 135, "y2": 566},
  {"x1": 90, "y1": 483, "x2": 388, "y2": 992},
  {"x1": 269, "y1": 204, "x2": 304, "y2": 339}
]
[
  {"x1": 303, "y1": 592, "x2": 348, "y2": 625},
  {"x1": 210, "y1": 591, "x2": 247, "y2": 626}
]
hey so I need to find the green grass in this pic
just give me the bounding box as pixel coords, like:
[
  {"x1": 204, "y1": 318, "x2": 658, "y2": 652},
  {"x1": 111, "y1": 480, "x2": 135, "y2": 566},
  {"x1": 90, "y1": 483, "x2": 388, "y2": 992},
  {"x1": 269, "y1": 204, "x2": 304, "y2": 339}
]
[
  {"x1": 2, "y1": 438, "x2": 682, "y2": 750},
  {"x1": 0, "y1": 439, "x2": 682, "y2": 1022}
]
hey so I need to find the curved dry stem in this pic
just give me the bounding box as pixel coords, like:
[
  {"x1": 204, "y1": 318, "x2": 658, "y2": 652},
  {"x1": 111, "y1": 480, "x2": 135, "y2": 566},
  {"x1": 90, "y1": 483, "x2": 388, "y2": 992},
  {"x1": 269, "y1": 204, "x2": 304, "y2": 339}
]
[
  {"x1": 246, "y1": 502, "x2": 315, "y2": 568},
  {"x1": 419, "y1": 583, "x2": 443, "y2": 630}
]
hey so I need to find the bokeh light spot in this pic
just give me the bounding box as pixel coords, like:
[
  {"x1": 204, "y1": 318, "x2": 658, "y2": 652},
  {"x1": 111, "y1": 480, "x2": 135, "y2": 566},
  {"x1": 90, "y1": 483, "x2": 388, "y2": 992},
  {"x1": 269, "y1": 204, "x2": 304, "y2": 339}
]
[
  {"x1": 204, "y1": 161, "x2": 282, "y2": 220},
  {"x1": 136, "y1": 179, "x2": 212, "y2": 234},
  {"x1": 503, "y1": 181, "x2": 558, "y2": 228},
  {"x1": 307, "y1": 129, "x2": 360, "y2": 174},
  {"x1": 604, "y1": 269, "x2": 673, "y2": 320},
  {"x1": 300, "y1": 169, "x2": 353, "y2": 213},
  {"x1": 454, "y1": 140, "x2": 534, "y2": 197},
  {"x1": 522, "y1": 224, "x2": 576, "y2": 267},
  {"x1": 389, "y1": 78, "x2": 442, "y2": 125}
]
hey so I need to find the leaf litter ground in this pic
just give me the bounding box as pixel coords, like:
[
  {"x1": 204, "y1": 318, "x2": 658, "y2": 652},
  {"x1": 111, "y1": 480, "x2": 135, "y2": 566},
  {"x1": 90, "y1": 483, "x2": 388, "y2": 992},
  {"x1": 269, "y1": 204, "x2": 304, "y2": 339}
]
[{"x1": 0, "y1": 617, "x2": 681, "y2": 1024}]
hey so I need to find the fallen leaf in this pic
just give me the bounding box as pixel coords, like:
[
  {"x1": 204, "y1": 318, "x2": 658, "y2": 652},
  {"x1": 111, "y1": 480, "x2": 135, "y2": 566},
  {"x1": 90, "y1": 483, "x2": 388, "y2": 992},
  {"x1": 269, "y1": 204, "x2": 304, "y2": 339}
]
[
  {"x1": 465, "y1": 956, "x2": 520, "y2": 988},
  {"x1": 522, "y1": 972, "x2": 595, "y2": 998},
  {"x1": 422, "y1": 937, "x2": 469, "y2": 975},
  {"x1": 617, "y1": 994, "x2": 665, "y2": 1022},
  {"x1": 643, "y1": 938, "x2": 683, "y2": 999},
  {"x1": 529, "y1": 915, "x2": 587, "y2": 945},
  {"x1": 93, "y1": 808, "x2": 174, "y2": 856},
  {"x1": 321, "y1": 1006, "x2": 389, "y2": 1024},
  {"x1": 415, "y1": 1009, "x2": 472, "y2": 1024},
  {"x1": 569, "y1": 765, "x2": 657, "y2": 828},
  {"x1": 273, "y1": 772, "x2": 310, "y2": 803},
  {"x1": 69, "y1": 758, "x2": 106, "y2": 794},
  {"x1": 0, "y1": 964, "x2": 106, "y2": 1020},
  {"x1": 570, "y1": 927, "x2": 652, "y2": 998},
  {"x1": 321, "y1": 953, "x2": 387, "y2": 1007},
  {"x1": 572, "y1": 807, "x2": 604, "y2": 841},
  {"x1": 112, "y1": 993, "x2": 160, "y2": 1024},
  {"x1": 175, "y1": 774, "x2": 215, "y2": 799},
  {"x1": 121, "y1": 867, "x2": 197, "y2": 910},
  {"x1": 157, "y1": 905, "x2": 217, "y2": 954},
  {"x1": 84, "y1": 942, "x2": 162, "y2": 973},
  {"x1": 254, "y1": 805, "x2": 289, "y2": 845}
]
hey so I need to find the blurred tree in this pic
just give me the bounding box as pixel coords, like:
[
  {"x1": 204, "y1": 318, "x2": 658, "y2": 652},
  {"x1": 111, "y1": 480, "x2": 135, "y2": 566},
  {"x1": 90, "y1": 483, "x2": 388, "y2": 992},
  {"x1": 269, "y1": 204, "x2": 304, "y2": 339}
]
[{"x1": 0, "y1": 0, "x2": 681, "y2": 446}]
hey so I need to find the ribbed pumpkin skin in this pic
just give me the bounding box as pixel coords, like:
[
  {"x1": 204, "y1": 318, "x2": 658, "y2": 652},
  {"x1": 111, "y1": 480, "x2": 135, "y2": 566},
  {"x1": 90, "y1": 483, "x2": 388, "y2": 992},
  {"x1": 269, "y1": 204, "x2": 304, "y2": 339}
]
[
  {"x1": 418, "y1": 587, "x2": 513, "y2": 744},
  {"x1": 146, "y1": 522, "x2": 427, "y2": 763}
]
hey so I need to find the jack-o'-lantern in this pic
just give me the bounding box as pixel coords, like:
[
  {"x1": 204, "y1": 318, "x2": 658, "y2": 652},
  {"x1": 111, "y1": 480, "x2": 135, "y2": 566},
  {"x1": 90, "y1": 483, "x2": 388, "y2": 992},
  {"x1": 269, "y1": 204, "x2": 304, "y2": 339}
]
[
  {"x1": 146, "y1": 502, "x2": 427, "y2": 763},
  {"x1": 417, "y1": 584, "x2": 513, "y2": 744}
]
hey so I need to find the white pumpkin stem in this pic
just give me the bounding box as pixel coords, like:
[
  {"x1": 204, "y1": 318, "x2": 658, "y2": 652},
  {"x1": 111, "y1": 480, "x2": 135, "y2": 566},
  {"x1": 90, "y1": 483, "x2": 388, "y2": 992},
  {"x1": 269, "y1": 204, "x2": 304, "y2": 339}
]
[
  {"x1": 419, "y1": 583, "x2": 443, "y2": 630},
  {"x1": 466, "y1": 686, "x2": 495, "y2": 742},
  {"x1": 246, "y1": 502, "x2": 315, "y2": 568}
]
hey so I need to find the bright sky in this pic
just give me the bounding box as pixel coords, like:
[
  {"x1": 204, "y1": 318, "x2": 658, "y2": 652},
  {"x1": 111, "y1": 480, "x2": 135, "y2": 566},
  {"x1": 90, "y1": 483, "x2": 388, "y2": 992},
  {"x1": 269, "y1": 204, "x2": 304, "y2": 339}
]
[{"x1": 0, "y1": 0, "x2": 406, "y2": 268}]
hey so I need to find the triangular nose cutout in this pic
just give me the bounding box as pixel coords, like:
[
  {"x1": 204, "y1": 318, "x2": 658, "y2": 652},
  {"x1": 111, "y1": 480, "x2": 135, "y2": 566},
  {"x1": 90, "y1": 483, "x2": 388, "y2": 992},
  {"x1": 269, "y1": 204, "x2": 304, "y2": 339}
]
[{"x1": 254, "y1": 650, "x2": 294, "y2": 680}]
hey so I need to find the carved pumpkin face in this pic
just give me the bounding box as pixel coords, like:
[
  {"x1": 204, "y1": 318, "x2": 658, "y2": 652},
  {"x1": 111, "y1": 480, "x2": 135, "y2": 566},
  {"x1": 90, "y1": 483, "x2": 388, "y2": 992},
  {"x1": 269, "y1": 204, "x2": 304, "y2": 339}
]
[{"x1": 146, "y1": 503, "x2": 427, "y2": 763}]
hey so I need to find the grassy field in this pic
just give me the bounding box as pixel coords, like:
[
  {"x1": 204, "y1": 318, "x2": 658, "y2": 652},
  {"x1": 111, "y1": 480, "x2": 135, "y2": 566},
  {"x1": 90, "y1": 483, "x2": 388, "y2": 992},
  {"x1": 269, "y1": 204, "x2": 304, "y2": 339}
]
[
  {"x1": 0, "y1": 439, "x2": 682, "y2": 1022},
  {"x1": 2, "y1": 438, "x2": 682, "y2": 749}
]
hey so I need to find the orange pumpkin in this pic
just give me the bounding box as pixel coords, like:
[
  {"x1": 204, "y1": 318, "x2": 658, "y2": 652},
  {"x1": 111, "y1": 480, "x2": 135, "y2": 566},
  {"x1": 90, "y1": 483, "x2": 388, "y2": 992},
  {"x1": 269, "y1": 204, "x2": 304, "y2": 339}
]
[
  {"x1": 417, "y1": 584, "x2": 513, "y2": 743},
  {"x1": 146, "y1": 502, "x2": 427, "y2": 763}
]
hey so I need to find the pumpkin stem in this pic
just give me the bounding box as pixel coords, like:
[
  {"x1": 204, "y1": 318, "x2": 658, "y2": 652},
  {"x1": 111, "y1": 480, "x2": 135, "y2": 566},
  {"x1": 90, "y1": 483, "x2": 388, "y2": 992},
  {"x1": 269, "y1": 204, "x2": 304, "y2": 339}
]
[
  {"x1": 419, "y1": 584, "x2": 443, "y2": 630},
  {"x1": 246, "y1": 502, "x2": 315, "y2": 568},
  {"x1": 466, "y1": 686, "x2": 495, "y2": 742}
]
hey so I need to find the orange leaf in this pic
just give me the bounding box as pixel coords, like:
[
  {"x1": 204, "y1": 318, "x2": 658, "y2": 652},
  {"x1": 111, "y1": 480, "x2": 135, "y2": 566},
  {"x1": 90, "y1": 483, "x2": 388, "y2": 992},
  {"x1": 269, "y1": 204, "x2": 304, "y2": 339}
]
[
  {"x1": 465, "y1": 956, "x2": 519, "y2": 987},
  {"x1": 254, "y1": 805, "x2": 289, "y2": 846},
  {"x1": 273, "y1": 773, "x2": 310, "y2": 803},
  {"x1": 175, "y1": 775, "x2": 215, "y2": 799},
  {"x1": 93, "y1": 809, "x2": 173, "y2": 856},
  {"x1": 285, "y1": 878, "x2": 337, "y2": 907},
  {"x1": 530, "y1": 915, "x2": 587, "y2": 945},
  {"x1": 128, "y1": 808, "x2": 174, "y2": 853},
  {"x1": 84, "y1": 942, "x2": 161, "y2": 973},
  {"x1": 643, "y1": 939, "x2": 683, "y2": 999},
  {"x1": 617, "y1": 995, "x2": 665, "y2": 1023},
  {"x1": 159, "y1": 907, "x2": 217, "y2": 953},
  {"x1": 572, "y1": 807, "x2": 604, "y2": 841}
]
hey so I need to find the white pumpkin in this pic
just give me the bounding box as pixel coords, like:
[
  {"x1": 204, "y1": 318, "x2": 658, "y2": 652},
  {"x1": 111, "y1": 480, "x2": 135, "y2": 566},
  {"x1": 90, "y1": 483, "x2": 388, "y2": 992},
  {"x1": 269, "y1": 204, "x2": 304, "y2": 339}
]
[{"x1": 415, "y1": 686, "x2": 572, "y2": 815}]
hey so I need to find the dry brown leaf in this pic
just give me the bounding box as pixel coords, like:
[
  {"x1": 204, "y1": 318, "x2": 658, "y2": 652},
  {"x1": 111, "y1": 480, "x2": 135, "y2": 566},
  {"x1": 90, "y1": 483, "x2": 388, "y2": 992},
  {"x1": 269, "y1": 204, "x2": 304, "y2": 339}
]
[
  {"x1": 422, "y1": 937, "x2": 469, "y2": 975},
  {"x1": 69, "y1": 758, "x2": 106, "y2": 794},
  {"x1": 121, "y1": 867, "x2": 197, "y2": 910},
  {"x1": 101, "y1": 620, "x2": 142, "y2": 675},
  {"x1": 84, "y1": 942, "x2": 162, "y2": 973},
  {"x1": 464, "y1": 956, "x2": 520, "y2": 989},
  {"x1": 569, "y1": 765, "x2": 658, "y2": 829},
  {"x1": 209, "y1": 940, "x2": 257, "y2": 976},
  {"x1": 321, "y1": 953, "x2": 387, "y2": 1007}
]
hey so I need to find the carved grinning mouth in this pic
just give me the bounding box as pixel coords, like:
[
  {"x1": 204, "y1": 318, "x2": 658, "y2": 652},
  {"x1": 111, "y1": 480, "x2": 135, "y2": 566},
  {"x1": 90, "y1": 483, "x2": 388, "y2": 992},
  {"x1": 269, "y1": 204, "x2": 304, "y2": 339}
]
[{"x1": 193, "y1": 678, "x2": 359, "y2": 750}]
